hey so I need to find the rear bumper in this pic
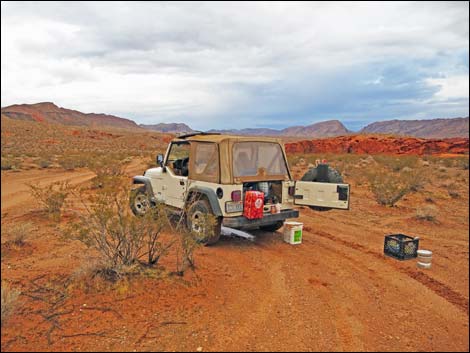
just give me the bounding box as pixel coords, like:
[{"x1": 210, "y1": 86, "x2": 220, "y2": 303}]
[{"x1": 222, "y1": 209, "x2": 299, "y2": 229}]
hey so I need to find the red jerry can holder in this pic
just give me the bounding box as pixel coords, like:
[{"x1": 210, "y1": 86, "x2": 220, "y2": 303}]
[{"x1": 243, "y1": 191, "x2": 264, "y2": 219}]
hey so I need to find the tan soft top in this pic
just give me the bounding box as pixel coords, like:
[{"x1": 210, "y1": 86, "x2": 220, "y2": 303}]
[
  {"x1": 174, "y1": 133, "x2": 282, "y2": 144},
  {"x1": 173, "y1": 133, "x2": 291, "y2": 184}
]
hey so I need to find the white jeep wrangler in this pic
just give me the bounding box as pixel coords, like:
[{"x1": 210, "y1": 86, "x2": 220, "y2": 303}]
[{"x1": 131, "y1": 133, "x2": 350, "y2": 244}]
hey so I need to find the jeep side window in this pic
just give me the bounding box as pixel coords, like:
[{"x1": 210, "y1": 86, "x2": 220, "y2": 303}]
[
  {"x1": 193, "y1": 142, "x2": 219, "y2": 181},
  {"x1": 166, "y1": 142, "x2": 190, "y2": 176}
]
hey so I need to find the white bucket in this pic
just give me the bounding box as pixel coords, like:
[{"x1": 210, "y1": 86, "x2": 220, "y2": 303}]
[
  {"x1": 417, "y1": 249, "x2": 432, "y2": 269},
  {"x1": 283, "y1": 221, "x2": 303, "y2": 245}
]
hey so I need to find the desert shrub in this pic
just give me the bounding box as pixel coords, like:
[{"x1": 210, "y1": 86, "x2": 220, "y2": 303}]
[
  {"x1": 88, "y1": 155, "x2": 126, "y2": 189},
  {"x1": 367, "y1": 171, "x2": 412, "y2": 206},
  {"x1": 1, "y1": 158, "x2": 12, "y2": 170},
  {"x1": 364, "y1": 170, "x2": 425, "y2": 206},
  {"x1": 1, "y1": 283, "x2": 20, "y2": 326},
  {"x1": 58, "y1": 154, "x2": 88, "y2": 170},
  {"x1": 29, "y1": 182, "x2": 69, "y2": 221},
  {"x1": 374, "y1": 155, "x2": 419, "y2": 172},
  {"x1": 441, "y1": 158, "x2": 455, "y2": 168},
  {"x1": 5, "y1": 222, "x2": 34, "y2": 246},
  {"x1": 416, "y1": 205, "x2": 438, "y2": 222},
  {"x1": 455, "y1": 157, "x2": 469, "y2": 170},
  {"x1": 67, "y1": 185, "x2": 213, "y2": 279},
  {"x1": 67, "y1": 185, "x2": 173, "y2": 278},
  {"x1": 448, "y1": 188, "x2": 460, "y2": 199},
  {"x1": 38, "y1": 159, "x2": 52, "y2": 168},
  {"x1": 172, "y1": 196, "x2": 214, "y2": 274},
  {"x1": 402, "y1": 168, "x2": 427, "y2": 192}
]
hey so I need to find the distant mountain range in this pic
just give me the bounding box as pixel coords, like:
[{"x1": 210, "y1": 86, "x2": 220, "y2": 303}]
[
  {"x1": 1, "y1": 102, "x2": 468, "y2": 139},
  {"x1": 145, "y1": 117, "x2": 469, "y2": 139},
  {"x1": 207, "y1": 120, "x2": 350, "y2": 137},
  {"x1": 359, "y1": 117, "x2": 469, "y2": 138},
  {"x1": 1, "y1": 102, "x2": 139, "y2": 130},
  {"x1": 139, "y1": 122, "x2": 194, "y2": 134}
]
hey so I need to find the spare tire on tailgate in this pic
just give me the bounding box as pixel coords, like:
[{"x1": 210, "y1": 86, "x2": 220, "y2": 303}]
[
  {"x1": 300, "y1": 164, "x2": 344, "y2": 211},
  {"x1": 301, "y1": 164, "x2": 343, "y2": 183}
]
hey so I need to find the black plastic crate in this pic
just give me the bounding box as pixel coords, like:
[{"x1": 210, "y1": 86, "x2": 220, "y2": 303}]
[{"x1": 384, "y1": 234, "x2": 419, "y2": 260}]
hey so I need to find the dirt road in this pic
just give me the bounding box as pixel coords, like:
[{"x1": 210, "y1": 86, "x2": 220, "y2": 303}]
[{"x1": 1, "y1": 164, "x2": 468, "y2": 351}]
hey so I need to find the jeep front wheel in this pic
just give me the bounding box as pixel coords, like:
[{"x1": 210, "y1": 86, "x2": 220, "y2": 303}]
[
  {"x1": 130, "y1": 186, "x2": 150, "y2": 216},
  {"x1": 186, "y1": 199, "x2": 222, "y2": 245}
]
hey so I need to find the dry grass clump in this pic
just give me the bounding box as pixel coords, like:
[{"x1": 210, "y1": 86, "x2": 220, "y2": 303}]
[
  {"x1": 4, "y1": 222, "x2": 34, "y2": 246},
  {"x1": 447, "y1": 186, "x2": 460, "y2": 199},
  {"x1": 416, "y1": 204, "x2": 438, "y2": 222},
  {"x1": 1, "y1": 158, "x2": 14, "y2": 170},
  {"x1": 374, "y1": 155, "x2": 419, "y2": 172},
  {"x1": 1, "y1": 282, "x2": 20, "y2": 326},
  {"x1": 29, "y1": 181, "x2": 69, "y2": 221},
  {"x1": 58, "y1": 154, "x2": 88, "y2": 170},
  {"x1": 38, "y1": 158, "x2": 52, "y2": 168}
]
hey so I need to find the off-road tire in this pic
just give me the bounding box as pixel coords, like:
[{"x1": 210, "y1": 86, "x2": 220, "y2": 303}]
[
  {"x1": 259, "y1": 221, "x2": 284, "y2": 232},
  {"x1": 186, "y1": 199, "x2": 222, "y2": 245},
  {"x1": 130, "y1": 186, "x2": 150, "y2": 216},
  {"x1": 301, "y1": 165, "x2": 343, "y2": 211}
]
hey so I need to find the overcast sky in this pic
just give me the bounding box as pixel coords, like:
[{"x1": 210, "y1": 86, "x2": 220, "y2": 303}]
[{"x1": 1, "y1": 1, "x2": 469, "y2": 130}]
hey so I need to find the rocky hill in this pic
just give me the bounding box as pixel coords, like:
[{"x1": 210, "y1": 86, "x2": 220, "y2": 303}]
[
  {"x1": 2, "y1": 102, "x2": 468, "y2": 139},
  {"x1": 208, "y1": 120, "x2": 350, "y2": 137},
  {"x1": 285, "y1": 135, "x2": 469, "y2": 156},
  {"x1": 139, "y1": 123, "x2": 194, "y2": 134},
  {"x1": 1, "y1": 102, "x2": 140, "y2": 130},
  {"x1": 360, "y1": 117, "x2": 469, "y2": 138}
]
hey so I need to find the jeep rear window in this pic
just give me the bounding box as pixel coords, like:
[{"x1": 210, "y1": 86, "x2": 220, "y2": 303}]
[{"x1": 233, "y1": 142, "x2": 288, "y2": 177}]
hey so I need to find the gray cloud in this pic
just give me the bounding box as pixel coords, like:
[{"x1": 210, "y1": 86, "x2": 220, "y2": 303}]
[{"x1": 1, "y1": 1, "x2": 468, "y2": 130}]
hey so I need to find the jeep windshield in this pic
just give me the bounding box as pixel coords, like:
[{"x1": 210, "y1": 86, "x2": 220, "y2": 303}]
[{"x1": 233, "y1": 142, "x2": 288, "y2": 179}]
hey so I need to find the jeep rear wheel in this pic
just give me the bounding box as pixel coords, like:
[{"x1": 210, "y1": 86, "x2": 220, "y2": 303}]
[
  {"x1": 130, "y1": 186, "x2": 150, "y2": 216},
  {"x1": 186, "y1": 199, "x2": 222, "y2": 245}
]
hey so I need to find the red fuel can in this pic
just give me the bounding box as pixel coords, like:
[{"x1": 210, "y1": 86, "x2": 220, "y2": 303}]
[{"x1": 243, "y1": 191, "x2": 264, "y2": 219}]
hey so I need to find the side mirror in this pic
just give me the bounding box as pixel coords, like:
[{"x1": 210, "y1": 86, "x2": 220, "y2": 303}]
[{"x1": 156, "y1": 154, "x2": 164, "y2": 167}]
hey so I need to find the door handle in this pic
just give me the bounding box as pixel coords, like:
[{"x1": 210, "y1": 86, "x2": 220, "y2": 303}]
[{"x1": 180, "y1": 180, "x2": 185, "y2": 186}]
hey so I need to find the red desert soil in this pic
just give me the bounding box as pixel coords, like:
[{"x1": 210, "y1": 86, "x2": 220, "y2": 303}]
[
  {"x1": 1, "y1": 160, "x2": 469, "y2": 352},
  {"x1": 285, "y1": 135, "x2": 469, "y2": 156}
]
